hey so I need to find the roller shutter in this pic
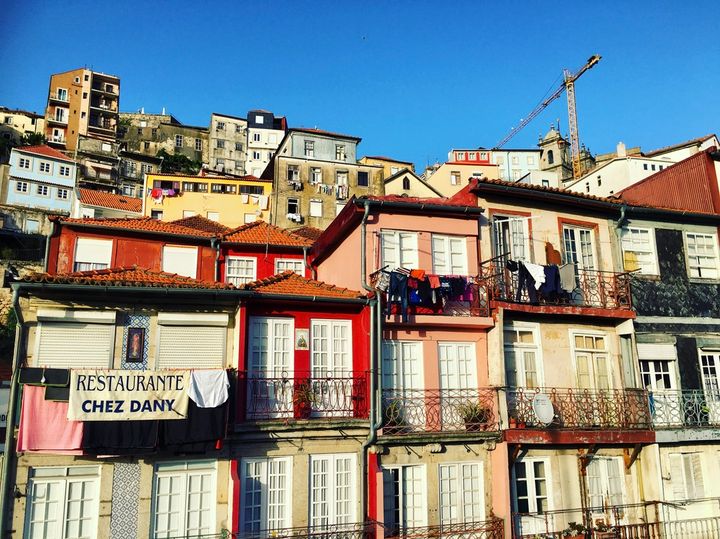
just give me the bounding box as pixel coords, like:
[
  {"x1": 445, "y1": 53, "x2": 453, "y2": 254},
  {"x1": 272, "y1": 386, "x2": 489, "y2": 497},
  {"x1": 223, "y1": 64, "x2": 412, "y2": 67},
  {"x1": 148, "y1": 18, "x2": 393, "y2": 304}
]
[
  {"x1": 157, "y1": 325, "x2": 226, "y2": 369},
  {"x1": 35, "y1": 322, "x2": 115, "y2": 368},
  {"x1": 637, "y1": 343, "x2": 677, "y2": 360}
]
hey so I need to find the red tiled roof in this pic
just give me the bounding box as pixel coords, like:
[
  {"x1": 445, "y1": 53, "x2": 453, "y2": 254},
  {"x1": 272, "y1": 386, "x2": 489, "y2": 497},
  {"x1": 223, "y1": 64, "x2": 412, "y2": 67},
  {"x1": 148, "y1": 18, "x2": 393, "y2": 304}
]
[
  {"x1": 15, "y1": 145, "x2": 74, "y2": 162},
  {"x1": 362, "y1": 155, "x2": 414, "y2": 165},
  {"x1": 291, "y1": 127, "x2": 361, "y2": 142},
  {"x1": 245, "y1": 271, "x2": 365, "y2": 299},
  {"x1": 18, "y1": 267, "x2": 234, "y2": 289},
  {"x1": 363, "y1": 178, "x2": 480, "y2": 207},
  {"x1": 151, "y1": 171, "x2": 271, "y2": 182},
  {"x1": 170, "y1": 215, "x2": 232, "y2": 234},
  {"x1": 79, "y1": 188, "x2": 143, "y2": 213},
  {"x1": 291, "y1": 226, "x2": 324, "y2": 241},
  {"x1": 222, "y1": 220, "x2": 314, "y2": 247},
  {"x1": 52, "y1": 216, "x2": 216, "y2": 238}
]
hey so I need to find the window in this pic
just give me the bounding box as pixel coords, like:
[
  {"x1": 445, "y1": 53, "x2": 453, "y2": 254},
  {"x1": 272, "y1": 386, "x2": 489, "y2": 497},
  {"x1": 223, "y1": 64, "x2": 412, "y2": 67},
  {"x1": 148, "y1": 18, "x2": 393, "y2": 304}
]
[
  {"x1": 216, "y1": 159, "x2": 225, "y2": 169},
  {"x1": 244, "y1": 213, "x2": 257, "y2": 224},
  {"x1": 207, "y1": 211, "x2": 220, "y2": 221},
  {"x1": 391, "y1": 166, "x2": 399, "y2": 174},
  {"x1": 573, "y1": 333, "x2": 610, "y2": 390},
  {"x1": 144, "y1": 141, "x2": 150, "y2": 150},
  {"x1": 182, "y1": 210, "x2": 197, "y2": 218},
  {"x1": 496, "y1": 156, "x2": 505, "y2": 165},
  {"x1": 151, "y1": 210, "x2": 164, "y2": 220},
  {"x1": 216, "y1": 121, "x2": 225, "y2": 131},
  {"x1": 36, "y1": 184, "x2": 49, "y2": 196},
  {"x1": 253, "y1": 133, "x2": 261, "y2": 142},
  {"x1": 141, "y1": 163, "x2": 153, "y2": 174},
  {"x1": 431, "y1": 234, "x2": 468, "y2": 275},
  {"x1": 685, "y1": 232, "x2": 719, "y2": 279},
  {"x1": 587, "y1": 457, "x2": 624, "y2": 508},
  {"x1": 310, "y1": 454, "x2": 356, "y2": 528},
  {"x1": 336, "y1": 171, "x2": 348, "y2": 185},
  {"x1": 699, "y1": 353, "x2": 720, "y2": 402},
  {"x1": 236, "y1": 124, "x2": 243, "y2": 134},
  {"x1": 35, "y1": 310, "x2": 116, "y2": 368},
  {"x1": 25, "y1": 219, "x2": 40, "y2": 233},
  {"x1": 287, "y1": 165, "x2": 299, "y2": 181},
  {"x1": 25, "y1": 466, "x2": 100, "y2": 539},
  {"x1": 468, "y1": 152, "x2": 476, "y2": 160},
  {"x1": 504, "y1": 323, "x2": 542, "y2": 388},
  {"x1": 235, "y1": 142, "x2": 243, "y2": 151},
  {"x1": 651, "y1": 164, "x2": 656, "y2": 171},
  {"x1": 402, "y1": 177, "x2": 410, "y2": 190},
  {"x1": 15, "y1": 181, "x2": 28, "y2": 193},
  {"x1": 137, "y1": 127, "x2": 143, "y2": 136},
  {"x1": 162, "y1": 245, "x2": 198, "y2": 278},
  {"x1": 275, "y1": 259, "x2": 304, "y2": 275},
  {"x1": 54, "y1": 108, "x2": 67, "y2": 123},
  {"x1": 563, "y1": 225, "x2": 596, "y2": 271},
  {"x1": 336, "y1": 202, "x2": 345, "y2": 216},
  {"x1": 18, "y1": 157, "x2": 30, "y2": 169},
  {"x1": 304, "y1": 140, "x2": 314, "y2": 157},
  {"x1": 152, "y1": 128, "x2": 158, "y2": 138},
  {"x1": 547, "y1": 150, "x2": 554, "y2": 165},
  {"x1": 541, "y1": 179, "x2": 550, "y2": 187},
  {"x1": 287, "y1": 198, "x2": 299, "y2": 214},
  {"x1": 175, "y1": 134, "x2": 183, "y2": 147},
  {"x1": 57, "y1": 188, "x2": 69, "y2": 200},
  {"x1": 74, "y1": 238, "x2": 112, "y2": 271},
  {"x1": 643, "y1": 163, "x2": 648, "y2": 170},
  {"x1": 240, "y1": 185, "x2": 264, "y2": 195},
  {"x1": 195, "y1": 138, "x2": 202, "y2": 151},
  {"x1": 335, "y1": 145, "x2": 346, "y2": 161},
  {"x1": 39, "y1": 161, "x2": 52, "y2": 173},
  {"x1": 527, "y1": 156, "x2": 535, "y2": 165},
  {"x1": 357, "y1": 171, "x2": 369, "y2": 187},
  {"x1": 311, "y1": 319, "x2": 352, "y2": 377},
  {"x1": 311, "y1": 168, "x2": 322, "y2": 184},
  {"x1": 151, "y1": 461, "x2": 217, "y2": 538},
  {"x1": 255, "y1": 115, "x2": 264, "y2": 124},
  {"x1": 240, "y1": 457, "x2": 292, "y2": 533},
  {"x1": 3, "y1": 116, "x2": 12, "y2": 124},
  {"x1": 492, "y1": 215, "x2": 530, "y2": 261},
  {"x1": 121, "y1": 185, "x2": 134, "y2": 197},
  {"x1": 309, "y1": 199, "x2": 323, "y2": 218},
  {"x1": 455, "y1": 152, "x2": 464, "y2": 160},
  {"x1": 621, "y1": 227, "x2": 658, "y2": 275},
  {"x1": 383, "y1": 341, "x2": 423, "y2": 392},
  {"x1": 226, "y1": 256, "x2": 256, "y2": 285},
  {"x1": 438, "y1": 342, "x2": 477, "y2": 392},
  {"x1": 450, "y1": 171, "x2": 460, "y2": 185},
  {"x1": 59, "y1": 165, "x2": 71, "y2": 177},
  {"x1": 669, "y1": 453, "x2": 705, "y2": 500},
  {"x1": 157, "y1": 313, "x2": 228, "y2": 369},
  {"x1": 381, "y1": 230, "x2": 419, "y2": 269},
  {"x1": 597, "y1": 177, "x2": 602, "y2": 186},
  {"x1": 252, "y1": 151, "x2": 261, "y2": 160},
  {"x1": 513, "y1": 459, "x2": 549, "y2": 514},
  {"x1": 512, "y1": 155, "x2": 520, "y2": 165},
  {"x1": 216, "y1": 139, "x2": 225, "y2": 149},
  {"x1": 439, "y1": 463, "x2": 484, "y2": 526},
  {"x1": 383, "y1": 466, "x2": 427, "y2": 534}
]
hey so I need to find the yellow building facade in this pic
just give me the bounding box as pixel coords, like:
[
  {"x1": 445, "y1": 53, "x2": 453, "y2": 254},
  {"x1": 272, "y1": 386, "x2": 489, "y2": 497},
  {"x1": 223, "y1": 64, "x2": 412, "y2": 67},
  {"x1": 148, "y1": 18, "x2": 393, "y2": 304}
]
[{"x1": 144, "y1": 172, "x2": 272, "y2": 227}]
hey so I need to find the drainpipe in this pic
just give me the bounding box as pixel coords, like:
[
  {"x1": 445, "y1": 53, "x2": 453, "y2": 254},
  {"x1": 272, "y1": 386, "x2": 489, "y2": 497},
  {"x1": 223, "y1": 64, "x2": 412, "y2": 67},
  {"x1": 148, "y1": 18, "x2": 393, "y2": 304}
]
[
  {"x1": 43, "y1": 219, "x2": 55, "y2": 272},
  {"x1": 211, "y1": 238, "x2": 221, "y2": 282},
  {"x1": 0, "y1": 289, "x2": 25, "y2": 535},
  {"x1": 359, "y1": 201, "x2": 382, "y2": 523}
]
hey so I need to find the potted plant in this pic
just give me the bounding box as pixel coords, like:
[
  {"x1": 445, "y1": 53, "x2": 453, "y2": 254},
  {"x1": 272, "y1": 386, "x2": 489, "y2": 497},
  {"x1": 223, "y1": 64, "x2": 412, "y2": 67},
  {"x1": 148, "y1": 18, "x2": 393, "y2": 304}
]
[
  {"x1": 457, "y1": 400, "x2": 492, "y2": 432},
  {"x1": 593, "y1": 522, "x2": 616, "y2": 539},
  {"x1": 293, "y1": 380, "x2": 316, "y2": 418},
  {"x1": 561, "y1": 521, "x2": 588, "y2": 538}
]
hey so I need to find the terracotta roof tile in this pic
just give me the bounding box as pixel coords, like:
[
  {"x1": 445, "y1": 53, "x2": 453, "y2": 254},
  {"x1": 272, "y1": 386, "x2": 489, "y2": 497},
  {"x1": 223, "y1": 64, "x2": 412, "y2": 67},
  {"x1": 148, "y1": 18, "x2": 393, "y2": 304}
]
[
  {"x1": 52, "y1": 216, "x2": 216, "y2": 238},
  {"x1": 222, "y1": 220, "x2": 314, "y2": 247},
  {"x1": 78, "y1": 188, "x2": 143, "y2": 213},
  {"x1": 170, "y1": 215, "x2": 232, "y2": 234},
  {"x1": 291, "y1": 226, "x2": 324, "y2": 241},
  {"x1": 18, "y1": 267, "x2": 235, "y2": 289},
  {"x1": 244, "y1": 271, "x2": 365, "y2": 299},
  {"x1": 362, "y1": 155, "x2": 414, "y2": 165},
  {"x1": 15, "y1": 145, "x2": 74, "y2": 162}
]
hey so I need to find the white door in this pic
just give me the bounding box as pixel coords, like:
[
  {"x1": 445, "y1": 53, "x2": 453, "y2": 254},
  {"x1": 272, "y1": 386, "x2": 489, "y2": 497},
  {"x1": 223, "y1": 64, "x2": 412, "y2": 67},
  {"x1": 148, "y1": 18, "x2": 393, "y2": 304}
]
[
  {"x1": 248, "y1": 318, "x2": 293, "y2": 418},
  {"x1": 563, "y1": 226, "x2": 597, "y2": 302},
  {"x1": 438, "y1": 342, "x2": 477, "y2": 430},
  {"x1": 310, "y1": 320, "x2": 352, "y2": 417},
  {"x1": 382, "y1": 465, "x2": 427, "y2": 535},
  {"x1": 504, "y1": 325, "x2": 543, "y2": 425},
  {"x1": 310, "y1": 454, "x2": 356, "y2": 530},
  {"x1": 240, "y1": 457, "x2": 292, "y2": 534},
  {"x1": 513, "y1": 459, "x2": 551, "y2": 536},
  {"x1": 573, "y1": 334, "x2": 611, "y2": 427},
  {"x1": 587, "y1": 457, "x2": 625, "y2": 525},
  {"x1": 640, "y1": 358, "x2": 680, "y2": 426},
  {"x1": 439, "y1": 463, "x2": 485, "y2": 527},
  {"x1": 382, "y1": 341, "x2": 423, "y2": 431},
  {"x1": 699, "y1": 353, "x2": 720, "y2": 423}
]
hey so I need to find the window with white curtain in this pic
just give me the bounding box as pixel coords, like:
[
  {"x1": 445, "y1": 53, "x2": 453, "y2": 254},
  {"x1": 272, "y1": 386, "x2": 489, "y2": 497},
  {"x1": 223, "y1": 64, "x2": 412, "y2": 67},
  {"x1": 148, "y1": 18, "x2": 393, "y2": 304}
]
[
  {"x1": 162, "y1": 245, "x2": 198, "y2": 278},
  {"x1": 310, "y1": 454, "x2": 356, "y2": 529},
  {"x1": 586, "y1": 457, "x2": 624, "y2": 508},
  {"x1": 151, "y1": 461, "x2": 217, "y2": 538},
  {"x1": 24, "y1": 466, "x2": 100, "y2": 539},
  {"x1": 240, "y1": 457, "x2": 292, "y2": 534},
  {"x1": 432, "y1": 234, "x2": 468, "y2": 275},
  {"x1": 380, "y1": 230, "x2": 418, "y2": 270},
  {"x1": 439, "y1": 462, "x2": 484, "y2": 526},
  {"x1": 74, "y1": 237, "x2": 112, "y2": 271}
]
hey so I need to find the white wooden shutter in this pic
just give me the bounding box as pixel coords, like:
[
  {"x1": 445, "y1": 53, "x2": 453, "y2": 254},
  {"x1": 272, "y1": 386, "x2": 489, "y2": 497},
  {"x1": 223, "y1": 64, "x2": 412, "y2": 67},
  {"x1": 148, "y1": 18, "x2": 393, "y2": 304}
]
[
  {"x1": 432, "y1": 236, "x2": 448, "y2": 274},
  {"x1": 310, "y1": 454, "x2": 355, "y2": 528},
  {"x1": 688, "y1": 454, "x2": 705, "y2": 499},
  {"x1": 669, "y1": 453, "x2": 686, "y2": 500},
  {"x1": 399, "y1": 232, "x2": 418, "y2": 269},
  {"x1": 35, "y1": 322, "x2": 115, "y2": 368},
  {"x1": 75, "y1": 238, "x2": 112, "y2": 265},
  {"x1": 162, "y1": 245, "x2": 198, "y2": 278},
  {"x1": 606, "y1": 458, "x2": 624, "y2": 506},
  {"x1": 157, "y1": 326, "x2": 226, "y2": 369},
  {"x1": 439, "y1": 463, "x2": 484, "y2": 526},
  {"x1": 637, "y1": 343, "x2": 678, "y2": 360}
]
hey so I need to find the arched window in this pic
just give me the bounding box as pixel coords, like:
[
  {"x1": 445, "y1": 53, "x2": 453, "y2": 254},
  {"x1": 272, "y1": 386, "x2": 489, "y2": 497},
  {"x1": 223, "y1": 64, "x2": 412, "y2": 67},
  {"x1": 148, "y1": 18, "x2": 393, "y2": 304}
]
[
  {"x1": 547, "y1": 150, "x2": 554, "y2": 165},
  {"x1": 402, "y1": 177, "x2": 410, "y2": 190}
]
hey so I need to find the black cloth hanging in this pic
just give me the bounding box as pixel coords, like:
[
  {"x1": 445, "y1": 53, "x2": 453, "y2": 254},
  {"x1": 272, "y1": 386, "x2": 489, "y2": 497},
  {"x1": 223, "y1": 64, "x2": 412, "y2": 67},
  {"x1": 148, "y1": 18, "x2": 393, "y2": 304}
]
[
  {"x1": 160, "y1": 400, "x2": 228, "y2": 453},
  {"x1": 516, "y1": 262, "x2": 538, "y2": 303},
  {"x1": 82, "y1": 420, "x2": 159, "y2": 455}
]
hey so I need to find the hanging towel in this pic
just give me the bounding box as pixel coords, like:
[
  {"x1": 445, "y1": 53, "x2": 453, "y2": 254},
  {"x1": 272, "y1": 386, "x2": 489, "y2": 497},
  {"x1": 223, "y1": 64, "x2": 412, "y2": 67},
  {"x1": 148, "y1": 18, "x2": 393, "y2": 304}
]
[
  {"x1": 241, "y1": 194, "x2": 249, "y2": 203},
  {"x1": 428, "y1": 274, "x2": 441, "y2": 289},
  {"x1": 161, "y1": 399, "x2": 227, "y2": 452},
  {"x1": 539, "y1": 265, "x2": 561, "y2": 297},
  {"x1": 17, "y1": 385, "x2": 83, "y2": 454},
  {"x1": 258, "y1": 195, "x2": 269, "y2": 210},
  {"x1": 187, "y1": 370, "x2": 230, "y2": 408},
  {"x1": 559, "y1": 263, "x2": 577, "y2": 292},
  {"x1": 523, "y1": 262, "x2": 546, "y2": 290},
  {"x1": 409, "y1": 269, "x2": 426, "y2": 280}
]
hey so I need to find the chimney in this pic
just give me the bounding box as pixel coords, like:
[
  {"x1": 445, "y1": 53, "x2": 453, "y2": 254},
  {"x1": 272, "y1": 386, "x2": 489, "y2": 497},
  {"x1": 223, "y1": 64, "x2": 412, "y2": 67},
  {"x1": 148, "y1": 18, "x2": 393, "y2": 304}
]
[
  {"x1": 140, "y1": 107, "x2": 145, "y2": 114},
  {"x1": 617, "y1": 141, "x2": 627, "y2": 158}
]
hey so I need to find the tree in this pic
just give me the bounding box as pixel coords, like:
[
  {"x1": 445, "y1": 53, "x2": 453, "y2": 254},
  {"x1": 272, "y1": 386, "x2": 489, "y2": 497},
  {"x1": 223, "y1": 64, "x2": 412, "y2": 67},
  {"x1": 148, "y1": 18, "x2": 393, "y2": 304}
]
[
  {"x1": 21, "y1": 132, "x2": 46, "y2": 146},
  {"x1": 156, "y1": 148, "x2": 202, "y2": 174}
]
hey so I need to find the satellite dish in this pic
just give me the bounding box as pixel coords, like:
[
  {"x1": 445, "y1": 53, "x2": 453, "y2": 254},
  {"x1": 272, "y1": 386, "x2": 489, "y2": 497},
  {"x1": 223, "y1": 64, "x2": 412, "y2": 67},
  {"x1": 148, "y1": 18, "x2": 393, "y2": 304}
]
[{"x1": 532, "y1": 393, "x2": 555, "y2": 425}]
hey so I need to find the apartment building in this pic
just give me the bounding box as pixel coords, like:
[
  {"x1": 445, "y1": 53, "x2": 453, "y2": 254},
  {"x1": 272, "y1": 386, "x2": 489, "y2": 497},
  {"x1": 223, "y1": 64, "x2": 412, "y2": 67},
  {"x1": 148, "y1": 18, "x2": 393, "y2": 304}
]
[
  {"x1": 0, "y1": 107, "x2": 45, "y2": 162},
  {"x1": 264, "y1": 127, "x2": 384, "y2": 230},
  {"x1": 44, "y1": 67, "x2": 120, "y2": 151},
  {"x1": 245, "y1": 110, "x2": 286, "y2": 177},
  {"x1": 209, "y1": 112, "x2": 248, "y2": 174}
]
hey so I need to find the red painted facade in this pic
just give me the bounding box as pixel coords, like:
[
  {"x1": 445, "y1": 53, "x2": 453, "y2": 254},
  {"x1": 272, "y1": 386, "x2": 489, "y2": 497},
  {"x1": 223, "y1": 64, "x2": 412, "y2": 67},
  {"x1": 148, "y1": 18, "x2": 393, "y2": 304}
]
[{"x1": 219, "y1": 246, "x2": 306, "y2": 283}]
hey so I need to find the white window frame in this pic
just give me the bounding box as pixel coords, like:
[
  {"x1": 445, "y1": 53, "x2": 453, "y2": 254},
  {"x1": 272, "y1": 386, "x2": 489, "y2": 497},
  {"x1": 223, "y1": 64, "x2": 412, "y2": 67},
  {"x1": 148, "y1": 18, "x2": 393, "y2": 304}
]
[
  {"x1": 438, "y1": 462, "x2": 485, "y2": 526},
  {"x1": 57, "y1": 188, "x2": 69, "y2": 200},
  {"x1": 382, "y1": 465, "x2": 428, "y2": 532},
  {"x1": 492, "y1": 214, "x2": 530, "y2": 261},
  {"x1": 438, "y1": 341, "x2": 477, "y2": 391},
  {"x1": 431, "y1": 234, "x2": 468, "y2": 275},
  {"x1": 504, "y1": 322, "x2": 543, "y2": 388},
  {"x1": 19, "y1": 157, "x2": 31, "y2": 169},
  {"x1": 175, "y1": 134, "x2": 183, "y2": 147},
  {"x1": 240, "y1": 457, "x2": 292, "y2": 534},
  {"x1": 25, "y1": 466, "x2": 101, "y2": 539},
  {"x1": 669, "y1": 452, "x2": 705, "y2": 500},
  {"x1": 309, "y1": 454, "x2": 357, "y2": 528},
  {"x1": 226, "y1": 256, "x2": 257, "y2": 286},
  {"x1": 274, "y1": 258, "x2": 304, "y2": 275},
  {"x1": 309, "y1": 199, "x2": 323, "y2": 218},
  {"x1": 162, "y1": 245, "x2": 198, "y2": 279},
  {"x1": 59, "y1": 165, "x2": 71, "y2": 177},
  {"x1": 39, "y1": 161, "x2": 52, "y2": 174},
  {"x1": 620, "y1": 227, "x2": 658, "y2": 275},
  {"x1": 380, "y1": 230, "x2": 419, "y2": 270},
  {"x1": 587, "y1": 456, "x2": 625, "y2": 509},
  {"x1": 570, "y1": 330, "x2": 611, "y2": 390},
  {"x1": 74, "y1": 237, "x2": 112, "y2": 272},
  {"x1": 151, "y1": 460, "x2": 217, "y2": 538},
  {"x1": 685, "y1": 231, "x2": 720, "y2": 279},
  {"x1": 15, "y1": 180, "x2": 28, "y2": 193},
  {"x1": 382, "y1": 340, "x2": 424, "y2": 391},
  {"x1": 310, "y1": 319, "x2": 352, "y2": 377},
  {"x1": 304, "y1": 140, "x2": 314, "y2": 157},
  {"x1": 512, "y1": 457, "x2": 551, "y2": 514},
  {"x1": 36, "y1": 184, "x2": 49, "y2": 197}
]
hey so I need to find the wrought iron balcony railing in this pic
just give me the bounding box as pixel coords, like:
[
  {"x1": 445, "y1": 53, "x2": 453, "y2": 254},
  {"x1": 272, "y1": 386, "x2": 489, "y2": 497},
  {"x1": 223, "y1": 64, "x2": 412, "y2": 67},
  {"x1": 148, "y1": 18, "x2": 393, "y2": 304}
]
[
  {"x1": 506, "y1": 387, "x2": 652, "y2": 430},
  {"x1": 649, "y1": 389, "x2": 720, "y2": 428},
  {"x1": 479, "y1": 262, "x2": 632, "y2": 311},
  {"x1": 381, "y1": 388, "x2": 499, "y2": 435},
  {"x1": 239, "y1": 371, "x2": 369, "y2": 421},
  {"x1": 385, "y1": 517, "x2": 504, "y2": 539},
  {"x1": 234, "y1": 522, "x2": 376, "y2": 539}
]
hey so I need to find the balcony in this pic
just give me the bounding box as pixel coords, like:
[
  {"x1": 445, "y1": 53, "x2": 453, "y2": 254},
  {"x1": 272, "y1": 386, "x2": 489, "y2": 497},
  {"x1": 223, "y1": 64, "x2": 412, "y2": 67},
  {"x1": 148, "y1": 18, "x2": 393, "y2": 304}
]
[
  {"x1": 650, "y1": 389, "x2": 720, "y2": 429},
  {"x1": 381, "y1": 388, "x2": 499, "y2": 436},
  {"x1": 385, "y1": 518, "x2": 504, "y2": 539},
  {"x1": 239, "y1": 371, "x2": 369, "y2": 421},
  {"x1": 47, "y1": 116, "x2": 68, "y2": 126},
  {"x1": 505, "y1": 387, "x2": 652, "y2": 435},
  {"x1": 235, "y1": 522, "x2": 376, "y2": 539},
  {"x1": 479, "y1": 261, "x2": 632, "y2": 315},
  {"x1": 91, "y1": 84, "x2": 118, "y2": 95},
  {"x1": 90, "y1": 102, "x2": 118, "y2": 114},
  {"x1": 48, "y1": 92, "x2": 69, "y2": 103},
  {"x1": 88, "y1": 121, "x2": 116, "y2": 133},
  {"x1": 47, "y1": 135, "x2": 66, "y2": 145}
]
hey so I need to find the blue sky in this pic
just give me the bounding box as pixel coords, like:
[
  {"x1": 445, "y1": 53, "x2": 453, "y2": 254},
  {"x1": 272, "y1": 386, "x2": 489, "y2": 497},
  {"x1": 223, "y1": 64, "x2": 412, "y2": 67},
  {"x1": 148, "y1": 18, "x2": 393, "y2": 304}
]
[{"x1": 3, "y1": 1, "x2": 718, "y2": 170}]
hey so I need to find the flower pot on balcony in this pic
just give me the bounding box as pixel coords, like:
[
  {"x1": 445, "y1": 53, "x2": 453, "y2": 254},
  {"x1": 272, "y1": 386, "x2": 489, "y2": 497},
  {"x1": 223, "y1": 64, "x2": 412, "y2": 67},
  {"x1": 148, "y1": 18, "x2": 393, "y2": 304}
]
[
  {"x1": 293, "y1": 382, "x2": 315, "y2": 419},
  {"x1": 457, "y1": 401, "x2": 492, "y2": 432}
]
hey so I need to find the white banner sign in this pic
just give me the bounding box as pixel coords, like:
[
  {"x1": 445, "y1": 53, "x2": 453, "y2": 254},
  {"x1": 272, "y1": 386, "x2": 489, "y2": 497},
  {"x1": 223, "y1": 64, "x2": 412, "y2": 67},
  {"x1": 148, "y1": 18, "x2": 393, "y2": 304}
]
[{"x1": 68, "y1": 370, "x2": 190, "y2": 421}]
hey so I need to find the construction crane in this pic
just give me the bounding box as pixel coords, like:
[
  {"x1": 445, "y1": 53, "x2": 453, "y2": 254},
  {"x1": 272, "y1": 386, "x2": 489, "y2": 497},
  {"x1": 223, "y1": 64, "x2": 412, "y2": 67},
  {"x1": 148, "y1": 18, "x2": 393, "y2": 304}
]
[{"x1": 493, "y1": 54, "x2": 601, "y2": 180}]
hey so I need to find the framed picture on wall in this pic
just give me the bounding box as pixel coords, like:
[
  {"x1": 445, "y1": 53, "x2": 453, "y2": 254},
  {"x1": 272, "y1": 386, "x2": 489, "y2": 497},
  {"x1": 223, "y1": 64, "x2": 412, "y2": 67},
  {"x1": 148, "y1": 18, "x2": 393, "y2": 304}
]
[
  {"x1": 295, "y1": 329, "x2": 309, "y2": 350},
  {"x1": 126, "y1": 327, "x2": 145, "y2": 363}
]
